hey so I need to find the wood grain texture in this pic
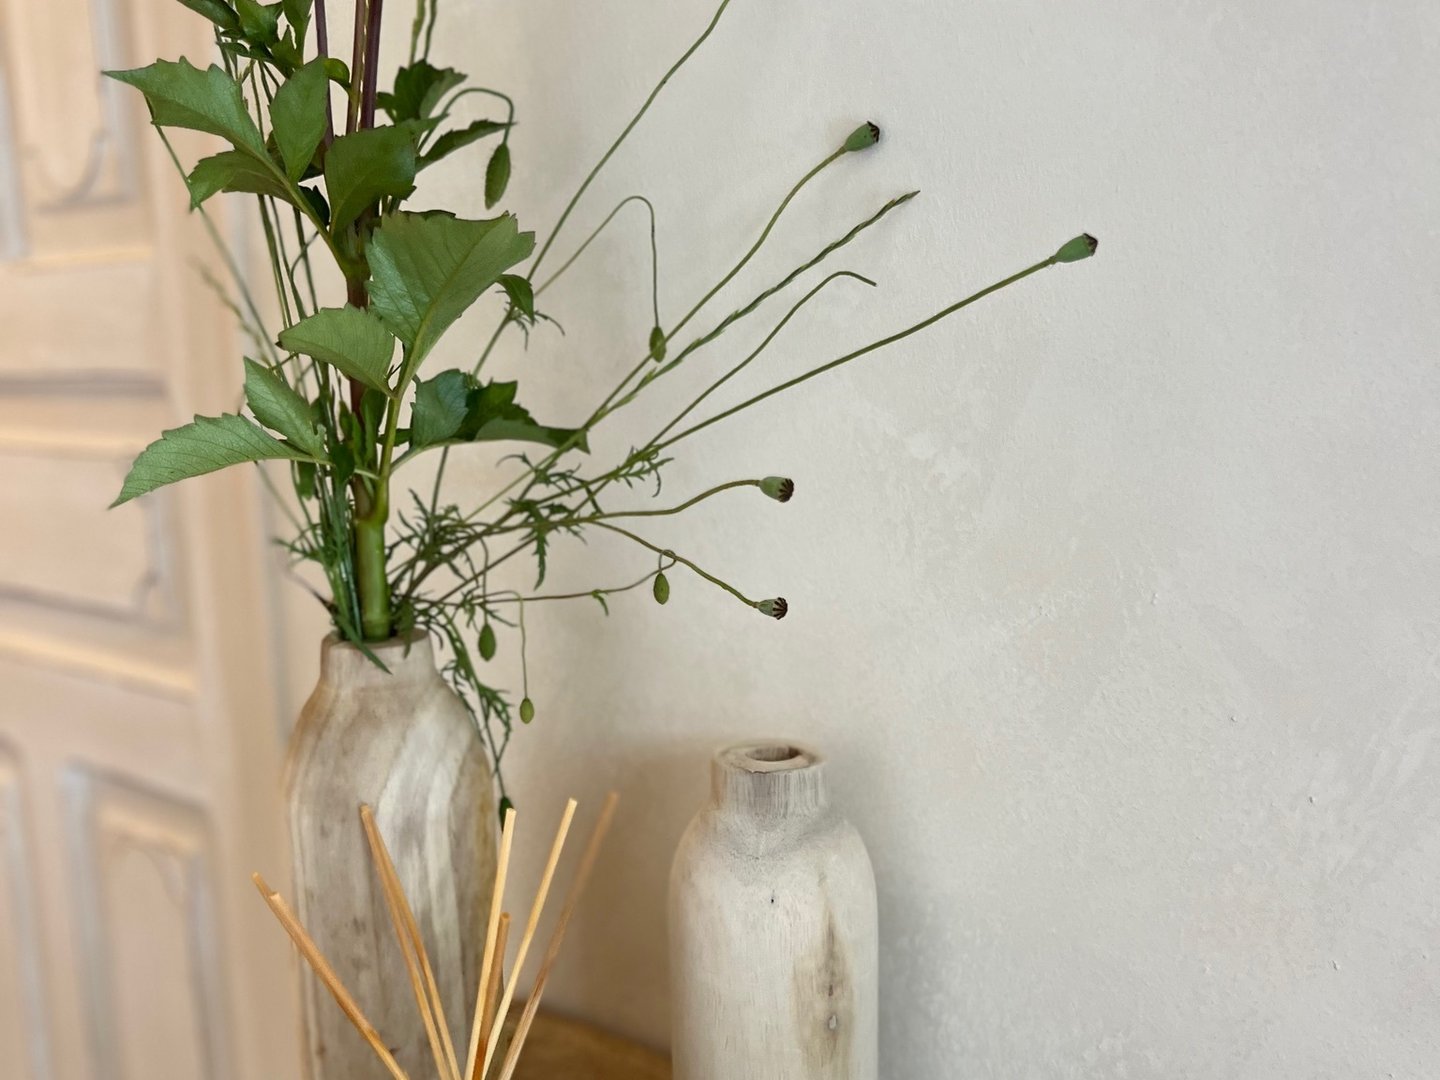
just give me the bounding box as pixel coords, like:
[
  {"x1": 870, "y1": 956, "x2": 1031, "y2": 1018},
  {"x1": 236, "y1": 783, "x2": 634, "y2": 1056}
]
[
  {"x1": 511, "y1": 1012, "x2": 670, "y2": 1080},
  {"x1": 286, "y1": 633, "x2": 497, "y2": 1080},
  {"x1": 669, "y1": 744, "x2": 877, "y2": 1080}
]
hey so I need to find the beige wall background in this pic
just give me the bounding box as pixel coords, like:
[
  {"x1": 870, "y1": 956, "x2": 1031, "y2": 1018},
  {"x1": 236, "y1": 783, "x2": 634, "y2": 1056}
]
[{"x1": 269, "y1": 1, "x2": 1440, "y2": 1076}]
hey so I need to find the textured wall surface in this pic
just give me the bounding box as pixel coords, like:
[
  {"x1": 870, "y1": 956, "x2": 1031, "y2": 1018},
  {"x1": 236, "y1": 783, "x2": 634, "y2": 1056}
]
[{"x1": 277, "y1": 1, "x2": 1440, "y2": 1075}]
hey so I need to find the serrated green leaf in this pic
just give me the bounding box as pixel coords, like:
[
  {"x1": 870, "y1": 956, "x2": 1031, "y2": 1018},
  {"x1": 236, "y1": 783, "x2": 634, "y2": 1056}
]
[
  {"x1": 186, "y1": 149, "x2": 291, "y2": 208},
  {"x1": 235, "y1": 0, "x2": 281, "y2": 44},
  {"x1": 367, "y1": 211, "x2": 534, "y2": 364},
  {"x1": 174, "y1": 0, "x2": 240, "y2": 31},
  {"x1": 410, "y1": 369, "x2": 472, "y2": 449},
  {"x1": 484, "y1": 142, "x2": 510, "y2": 209},
  {"x1": 106, "y1": 59, "x2": 265, "y2": 155},
  {"x1": 277, "y1": 306, "x2": 396, "y2": 395},
  {"x1": 420, "y1": 119, "x2": 510, "y2": 168},
  {"x1": 112, "y1": 413, "x2": 312, "y2": 506},
  {"x1": 380, "y1": 62, "x2": 465, "y2": 122},
  {"x1": 470, "y1": 417, "x2": 588, "y2": 451},
  {"x1": 324, "y1": 125, "x2": 418, "y2": 232},
  {"x1": 281, "y1": 0, "x2": 312, "y2": 24},
  {"x1": 270, "y1": 59, "x2": 328, "y2": 180},
  {"x1": 243, "y1": 358, "x2": 326, "y2": 457}
]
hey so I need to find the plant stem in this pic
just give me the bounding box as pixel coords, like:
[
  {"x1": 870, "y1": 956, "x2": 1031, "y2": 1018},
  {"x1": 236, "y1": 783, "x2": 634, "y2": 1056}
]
[
  {"x1": 314, "y1": 0, "x2": 336, "y2": 147},
  {"x1": 595, "y1": 522, "x2": 763, "y2": 609},
  {"x1": 529, "y1": 0, "x2": 735, "y2": 275},
  {"x1": 355, "y1": 516, "x2": 392, "y2": 639},
  {"x1": 657, "y1": 254, "x2": 1060, "y2": 450}
]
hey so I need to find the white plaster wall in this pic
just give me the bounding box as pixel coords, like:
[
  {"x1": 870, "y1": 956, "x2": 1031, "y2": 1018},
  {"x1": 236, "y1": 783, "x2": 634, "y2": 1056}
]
[{"x1": 282, "y1": 0, "x2": 1440, "y2": 1074}]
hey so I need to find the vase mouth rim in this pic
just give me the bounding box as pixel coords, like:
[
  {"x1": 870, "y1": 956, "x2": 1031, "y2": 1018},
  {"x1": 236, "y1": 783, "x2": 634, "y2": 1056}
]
[
  {"x1": 717, "y1": 741, "x2": 821, "y2": 774},
  {"x1": 318, "y1": 629, "x2": 437, "y2": 682}
]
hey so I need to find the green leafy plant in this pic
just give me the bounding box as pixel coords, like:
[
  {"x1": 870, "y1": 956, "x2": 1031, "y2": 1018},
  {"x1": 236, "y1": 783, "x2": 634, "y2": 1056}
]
[{"x1": 108, "y1": 0, "x2": 1097, "y2": 802}]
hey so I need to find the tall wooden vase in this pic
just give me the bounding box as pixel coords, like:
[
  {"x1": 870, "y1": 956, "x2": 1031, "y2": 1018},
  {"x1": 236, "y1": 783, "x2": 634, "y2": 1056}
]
[
  {"x1": 669, "y1": 743, "x2": 878, "y2": 1080},
  {"x1": 285, "y1": 631, "x2": 497, "y2": 1080}
]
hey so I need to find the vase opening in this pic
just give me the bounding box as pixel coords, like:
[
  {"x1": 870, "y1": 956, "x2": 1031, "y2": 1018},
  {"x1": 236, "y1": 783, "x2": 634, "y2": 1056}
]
[{"x1": 746, "y1": 744, "x2": 803, "y2": 763}]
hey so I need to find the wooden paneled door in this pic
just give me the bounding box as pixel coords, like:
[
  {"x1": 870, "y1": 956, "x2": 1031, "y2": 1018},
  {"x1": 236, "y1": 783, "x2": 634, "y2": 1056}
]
[{"x1": 0, "y1": 3, "x2": 300, "y2": 1079}]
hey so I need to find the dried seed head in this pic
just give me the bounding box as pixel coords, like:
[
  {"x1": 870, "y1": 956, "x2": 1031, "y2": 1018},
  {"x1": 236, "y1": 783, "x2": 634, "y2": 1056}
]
[
  {"x1": 760, "y1": 476, "x2": 795, "y2": 503},
  {"x1": 1052, "y1": 233, "x2": 1099, "y2": 263},
  {"x1": 843, "y1": 121, "x2": 881, "y2": 152},
  {"x1": 757, "y1": 597, "x2": 789, "y2": 620},
  {"x1": 653, "y1": 571, "x2": 671, "y2": 605}
]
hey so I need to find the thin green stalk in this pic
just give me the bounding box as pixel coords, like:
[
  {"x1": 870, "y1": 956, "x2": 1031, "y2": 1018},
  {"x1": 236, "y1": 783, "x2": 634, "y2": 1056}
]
[
  {"x1": 658, "y1": 254, "x2": 1061, "y2": 451},
  {"x1": 669, "y1": 147, "x2": 843, "y2": 339},
  {"x1": 535, "y1": 195, "x2": 659, "y2": 320},
  {"x1": 647, "y1": 271, "x2": 874, "y2": 447},
  {"x1": 154, "y1": 130, "x2": 277, "y2": 362},
  {"x1": 596, "y1": 522, "x2": 763, "y2": 609},
  {"x1": 529, "y1": 0, "x2": 735, "y2": 274}
]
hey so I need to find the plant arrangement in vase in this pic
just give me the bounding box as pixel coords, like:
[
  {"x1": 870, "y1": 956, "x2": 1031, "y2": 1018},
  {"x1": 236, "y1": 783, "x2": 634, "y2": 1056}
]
[
  {"x1": 109, "y1": 0, "x2": 1096, "y2": 796},
  {"x1": 105, "y1": 0, "x2": 1095, "y2": 1074}
]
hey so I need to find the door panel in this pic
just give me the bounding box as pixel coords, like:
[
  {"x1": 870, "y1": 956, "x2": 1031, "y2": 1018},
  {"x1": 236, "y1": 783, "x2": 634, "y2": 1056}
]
[{"x1": 0, "y1": 2, "x2": 297, "y2": 1079}]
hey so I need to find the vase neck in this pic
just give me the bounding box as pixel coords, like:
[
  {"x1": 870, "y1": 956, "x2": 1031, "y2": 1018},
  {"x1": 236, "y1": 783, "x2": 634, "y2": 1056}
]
[
  {"x1": 318, "y1": 631, "x2": 439, "y2": 688},
  {"x1": 710, "y1": 742, "x2": 828, "y2": 822}
]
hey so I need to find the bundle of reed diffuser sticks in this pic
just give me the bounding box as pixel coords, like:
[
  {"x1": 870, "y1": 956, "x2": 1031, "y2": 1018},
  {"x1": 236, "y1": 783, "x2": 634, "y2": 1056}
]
[{"x1": 253, "y1": 791, "x2": 619, "y2": 1080}]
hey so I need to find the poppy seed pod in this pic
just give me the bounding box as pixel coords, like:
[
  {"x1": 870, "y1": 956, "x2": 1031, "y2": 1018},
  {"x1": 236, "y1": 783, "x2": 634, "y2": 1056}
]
[
  {"x1": 843, "y1": 121, "x2": 881, "y2": 152},
  {"x1": 759, "y1": 476, "x2": 795, "y2": 503},
  {"x1": 1052, "y1": 233, "x2": 1098, "y2": 263},
  {"x1": 519, "y1": 696, "x2": 535, "y2": 724},
  {"x1": 653, "y1": 571, "x2": 671, "y2": 605},
  {"x1": 478, "y1": 621, "x2": 497, "y2": 661},
  {"x1": 757, "y1": 597, "x2": 788, "y2": 620}
]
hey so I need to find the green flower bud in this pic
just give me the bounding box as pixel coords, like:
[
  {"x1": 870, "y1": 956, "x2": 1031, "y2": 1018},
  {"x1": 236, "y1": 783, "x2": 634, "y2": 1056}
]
[
  {"x1": 757, "y1": 597, "x2": 789, "y2": 620},
  {"x1": 1052, "y1": 233, "x2": 1098, "y2": 263},
  {"x1": 843, "y1": 121, "x2": 881, "y2": 153},
  {"x1": 649, "y1": 325, "x2": 667, "y2": 362},
  {"x1": 498, "y1": 796, "x2": 514, "y2": 822},
  {"x1": 485, "y1": 142, "x2": 511, "y2": 209},
  {"x1": 653, "y1": 571, "x2": 671, "y2": 605},
  {"x1": 519, "y1": 696, "x2": 535, "y2": 724},
  {"x1": 759, "y1": 476, "x2": 794, "y2": 503},
  {"x1": 478, "y1": 621, "x2": 497, "y2": 661}
]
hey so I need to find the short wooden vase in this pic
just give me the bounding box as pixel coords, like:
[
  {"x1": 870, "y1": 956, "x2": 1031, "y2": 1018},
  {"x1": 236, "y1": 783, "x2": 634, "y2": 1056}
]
[
  {"x1": 669, "y1": 742, "x2": 879, "y2": 1079},
  {"x1": 285, "y1": 632, "x2": 497, "y2": 1080}
]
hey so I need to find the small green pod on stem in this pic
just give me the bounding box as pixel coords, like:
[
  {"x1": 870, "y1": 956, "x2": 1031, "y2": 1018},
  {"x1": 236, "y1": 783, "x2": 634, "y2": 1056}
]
[
  {"x1": 843, "y1": 121, "x2": 881, "y2": 152},
  {"x1": 1052, "y1": 234, "x2": 1098, "y2": 263},
  {"x1": 519, "y1": 696, "x2": 535, "y2": 724},
  {"x1": 653, "y1": 571, "x2": 671, "y2": 605},
  {"x1": 760, "y1": 476, "x2": 794, "y2": 503},
  {"x1": 479, "y1": 621, "x2": 497, "y2": 661},
  {"x1": 757, "y1": 597, "x2": 788, "y2": 620}
]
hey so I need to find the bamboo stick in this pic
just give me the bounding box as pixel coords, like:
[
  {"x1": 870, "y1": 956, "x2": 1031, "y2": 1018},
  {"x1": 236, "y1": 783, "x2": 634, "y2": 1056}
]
[
  {"x1": 251, "y1": 873, "x2": 411, "y2": 1080},
  {"x1": 496, "y1": 793, "x2": 620, "y2": 1080},
  {"x1": 360, "y1": 805, "x2": 459, "y2": 1080},
  {"x1": 477, "y1": 912, "x2": 510, "y2": 1075},
  {"x1": 479, "y1": 798, "x2": 578, "y2": 1080},
  {"x1": 465, "y1": 805, "x2": 516, "y2": 1080}
]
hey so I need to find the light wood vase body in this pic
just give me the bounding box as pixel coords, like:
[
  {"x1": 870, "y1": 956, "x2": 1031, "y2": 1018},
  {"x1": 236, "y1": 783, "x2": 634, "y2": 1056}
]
[
  {"x1": 285, "y1": 632, "x2": 496, "y2": 1080},
  {"x1": 669, "y1": 743, "x2": 878, "y2": 1080}
]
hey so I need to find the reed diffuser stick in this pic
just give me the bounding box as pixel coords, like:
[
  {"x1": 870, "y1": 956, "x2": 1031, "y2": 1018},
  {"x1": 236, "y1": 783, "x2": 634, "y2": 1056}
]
[
  {"x1": 480, "y1": 799, "x2": 578, "y2": 1079},
  {"x1": 496, "y1": 793, "x2": 620, "y2": 1080},
  {"x1": 360, "y1": 805, "x2": 460, "y2": 1080},
  {"x1": 465, "y1": 806, "x2": 516, "y2": 1080},
  {"x1": 251, "y1": 873, "x2": 412, "y2": 1080},
  {"x1": 478, "y1": 912, "x2": 510, "y2": 1072}
]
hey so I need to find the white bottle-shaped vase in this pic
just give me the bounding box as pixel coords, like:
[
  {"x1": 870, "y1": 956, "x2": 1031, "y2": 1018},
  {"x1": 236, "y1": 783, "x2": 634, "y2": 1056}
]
[{"x1": 669, "y1": 743, "x2": 878, "y2": 1080}]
